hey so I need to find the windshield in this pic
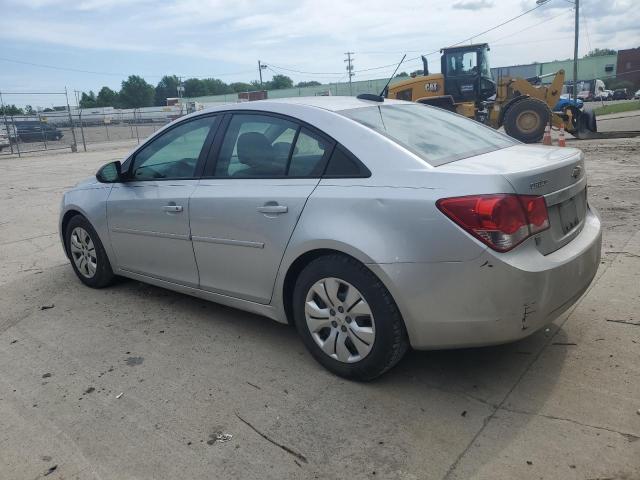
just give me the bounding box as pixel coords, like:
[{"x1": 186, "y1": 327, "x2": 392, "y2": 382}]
[
  {"x1": 445, "y1": 51, "x2": 477, "y2": 76},
  {"x1": 339, "y1": 104, "x2": 515, "y2": 167}
]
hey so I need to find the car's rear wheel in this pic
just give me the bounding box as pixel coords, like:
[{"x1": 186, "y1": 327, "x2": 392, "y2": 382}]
[
  {"x1": 65, "y1": 215, "x2": 115, "y2": 288},
  {"x1": 293, "y1": 254, "x2": 409, "y2": 381}
]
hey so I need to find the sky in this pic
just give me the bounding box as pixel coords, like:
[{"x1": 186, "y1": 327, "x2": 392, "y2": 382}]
[{"x1": 0, "y1": 0, "x2": 638, "y2": 108}]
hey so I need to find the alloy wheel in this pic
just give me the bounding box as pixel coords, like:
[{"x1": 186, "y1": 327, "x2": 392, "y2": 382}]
[
  {"x1": 70, "y1": 226, "x2": 97, "y2": 278},
  {"x1": 304, "y1": 277, "x2": 376, "y2": 363},
  {"x1": 516, "y1": 110, "x2": 540, "y2": 134}
]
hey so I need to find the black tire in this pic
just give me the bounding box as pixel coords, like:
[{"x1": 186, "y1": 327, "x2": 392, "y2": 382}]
[
  {"x1": 503, "y1": 97, "x2": 551, "y2": 143},
  {"x1": 65, "y1": 215, "x2": 115, "y2": 288},
  {"x1": 292, "y1": 254, "x2": 409, "y2": 381}
]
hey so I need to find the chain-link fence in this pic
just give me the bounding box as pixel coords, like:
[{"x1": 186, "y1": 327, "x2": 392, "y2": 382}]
[{"x1": 1, "y1": 89, "x2": 187, "y2": 157}]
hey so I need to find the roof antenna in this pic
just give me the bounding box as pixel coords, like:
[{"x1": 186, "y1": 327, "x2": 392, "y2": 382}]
[
  {"x1": 380, "y1": 54, "x2": 407, "y2": 97},
  {"x1": 357, "y1": 54, "x2": 406, "y2": 102}
]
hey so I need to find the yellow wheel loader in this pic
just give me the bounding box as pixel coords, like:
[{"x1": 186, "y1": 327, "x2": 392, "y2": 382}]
[{"x1": 386, "y1": 43, "x2": 597, "y2": 143}]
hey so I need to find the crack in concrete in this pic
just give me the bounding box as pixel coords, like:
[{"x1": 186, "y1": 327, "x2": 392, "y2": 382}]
[
  {"x1": 0, "y1": 232, "x2": 58, "y2": 247},
  {"x1": 235, "y1": 411, "x2": 308, "y2": 464},
  {"x1": 498, "y1": 406, "x2": 640, "y2": 441}
]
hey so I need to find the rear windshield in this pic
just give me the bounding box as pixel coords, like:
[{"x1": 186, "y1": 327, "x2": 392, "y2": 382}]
[{"x1": 339, "y1": 104, "x2": 516, "y2": 166}]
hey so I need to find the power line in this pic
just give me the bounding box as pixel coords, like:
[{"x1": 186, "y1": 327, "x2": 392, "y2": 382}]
[
  {"x1": 0, "y1": 56, "x2": 124, "y2": 77},
  {"x1": 258, "y1": 63, "x2": 343, "y2": 76},
  {"x1": 264, "y1": 1, "x2": 556, "y2": 77},
  {"x1": 0, "y1": 1, "x2": 565, "y2": 86},
  {"x1": 357, "y1": 1, "x2": 555, "y2": 73},
  {"x1": 0, "y1": 55, "x2": 255, "y2": 79},
  {"x1": 487, "y1": 8, "x2": 572, "y2": 43},
  {"x1": 266, "y1": 65, "x2": 345, "y2": 84},
  {"x1": 355, "y1": 8, "x2": 572, "y2": 58},
  {"x1": 449, "y1": 2, "x2": 552, "y2": 47},
  {"x1": 492, "y1": 35, "x2": 574, "y2": 47}
]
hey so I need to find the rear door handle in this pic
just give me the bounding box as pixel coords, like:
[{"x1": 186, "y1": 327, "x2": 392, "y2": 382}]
[
  {"x1": 257, "y1": 204, "x2": 288, "y2": 214},
  {"x1": 163, "y1": 205, "x2": 183, "y2": 213}
]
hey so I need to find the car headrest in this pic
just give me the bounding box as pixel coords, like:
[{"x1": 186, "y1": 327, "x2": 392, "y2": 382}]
[{"x1": 237, "y1": 132, "x2": 273, "y2": 165}]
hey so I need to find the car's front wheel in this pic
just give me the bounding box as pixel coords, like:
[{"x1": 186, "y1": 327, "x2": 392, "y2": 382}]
[
  {"x1": 65, "y1": 215, "x2": 115, "y2": 288},
  {"x1": 293, "y1": 254, "x2": 409, "y2": 381}
]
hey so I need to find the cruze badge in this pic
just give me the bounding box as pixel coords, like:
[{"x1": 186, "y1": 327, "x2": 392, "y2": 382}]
[{"x1": 529, "y1": 179, "x2": 549, "y2": 190}]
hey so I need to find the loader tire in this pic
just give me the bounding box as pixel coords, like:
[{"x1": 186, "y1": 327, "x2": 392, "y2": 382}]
[{"x1": 503, "y1": 97, "x2": 551, "y2": 143}]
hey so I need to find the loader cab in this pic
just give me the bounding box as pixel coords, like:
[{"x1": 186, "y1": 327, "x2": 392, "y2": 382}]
[{"x1": 441, "y1": 43, "x2": 496, "y2": 105}]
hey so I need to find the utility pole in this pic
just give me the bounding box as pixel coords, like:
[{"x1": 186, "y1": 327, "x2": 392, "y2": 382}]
[
  {"x1": 73, "y1": 89, "x2": 86, "y2": 152},
  {"x1": 258, "y1": 60, "x2": 267, "y2": 88},
  {"x1": 344, "y1": 52, "x2": 355, "y2": 96},
  {"x1": 572, "y1": 0, "x2": 579, "y2": 101},
  {"x1": 64, "y1": 87, "x2": 79, "y2": 153},
  {"x1": 176, "y1": 76, "x2": 185, "y2": 115},
  {"x1": 177, "y1": 76, "x2": 184, "y2": 100}
]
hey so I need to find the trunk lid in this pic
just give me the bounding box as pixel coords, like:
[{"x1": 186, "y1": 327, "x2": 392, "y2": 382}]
[{"x1": 438, "y1": 145, "x2": 587, "y2": 254}]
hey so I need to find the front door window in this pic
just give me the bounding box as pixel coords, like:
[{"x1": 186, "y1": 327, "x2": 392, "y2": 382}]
[{"x1": 131, "y1": 116, "x2": 216, "y2": 180}]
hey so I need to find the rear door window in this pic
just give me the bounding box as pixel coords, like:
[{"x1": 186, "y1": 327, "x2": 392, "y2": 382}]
[
  {"x1": 212, "y1": 114, "x2": 333, "y2": 178},
  {"x1": 288, "y1": 128, "x2": 331, "y2": 177},
  {"x1": 339, "y1": 104, "x2": 515, "y2": 166},
  {"x1": 324, "y1": 145, "x2": 370, "y2": 178},
  {"x1": 214, "y1": 114, "x2": 298, "y2": 177}
]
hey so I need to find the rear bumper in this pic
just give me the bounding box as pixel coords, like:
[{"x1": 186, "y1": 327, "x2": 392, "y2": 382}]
[{"x1": 370, "y1": 207, "x2": 602, "y2": 350}]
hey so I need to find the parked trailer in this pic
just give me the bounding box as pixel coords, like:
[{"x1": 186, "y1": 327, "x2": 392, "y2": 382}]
[{"x1": 39, "y1": 105, "x2": 185, "y2": 127}]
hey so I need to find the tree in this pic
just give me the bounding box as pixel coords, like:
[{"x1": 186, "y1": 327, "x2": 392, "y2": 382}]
[
  {"x1": 229, "y1": 82, "x2": 253, "y2": 92},
  {"x1": 410, "y1": 69, "x2": 424, "y2": 77},
  {"x1": 585, "y1": 48, "x2": 617, "y2": 57},
  {"x1": 394, "y1": 72, "x2": 409, "y2": 78},
  {"x1": 154, "y1": 75, "x2": 181, "y2": 106},
  {"x1": 0, "y1": 104, "x2": 24, "y2": 115},
  {"x1": 267, "y1": 74, "x2": 293, "y2": 90},
  {"x1": 202, "y1": 78, "x2": 233, "y2": 95},
  {"x1": 79, "y1": 91, "x2": 97, "y2": 108},
  {"x1": 605, "y1": 78, "x2": 635, "y2": 90},
  {"x1": 250, "y1": 80, "x2": 262, "y2": 90},
  {"x1": 183, "y1": 78, "x2": 207, "y2": 98},
  {"x1": 119, "y1": 75, "x2": 155, "y2": 108},
  {"x1": 96, "y1": 86, "x2": 118, "y2": 107},
  {"x1": 296, "y1": 80, "x2": 321, "y2": 88}
]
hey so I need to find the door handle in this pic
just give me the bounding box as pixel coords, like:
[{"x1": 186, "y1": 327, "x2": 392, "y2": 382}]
[
  {"x1": 163, "y1": 205, "x2": 183, "y2": 213},
  {"x1": 257, "y1": 204, "x2": 288, "y2": 214}
]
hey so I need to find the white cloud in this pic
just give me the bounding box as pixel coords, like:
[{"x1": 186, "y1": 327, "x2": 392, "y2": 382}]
[
  {"x1": 0, "y1": 0, "x2": 638, "y2": 85},
  {"x1": 453, "y1": 0, "x2": 494, "y2": 10}
]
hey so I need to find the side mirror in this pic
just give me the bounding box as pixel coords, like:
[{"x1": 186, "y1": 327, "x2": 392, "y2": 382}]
[{"x1": 96, "y1": 161, "x2": 122, "y2": 183}]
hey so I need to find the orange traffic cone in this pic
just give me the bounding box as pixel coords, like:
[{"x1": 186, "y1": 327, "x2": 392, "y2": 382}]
[
  {"x1": 558, "y1": 124, "x2": 566, "y2": 147},
  {"x1": 542, "y1": 123, "x2": 552, "y2": 146}
]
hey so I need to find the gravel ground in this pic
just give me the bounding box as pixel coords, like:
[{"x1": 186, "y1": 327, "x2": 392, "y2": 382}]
[{"x1": 0, "y1": 139, "x2": 638, "y2": 480}]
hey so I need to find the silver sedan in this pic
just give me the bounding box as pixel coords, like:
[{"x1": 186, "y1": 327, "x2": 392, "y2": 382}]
[{"x1": 59, "y1": 96, "x2": 602, "y2": 380}]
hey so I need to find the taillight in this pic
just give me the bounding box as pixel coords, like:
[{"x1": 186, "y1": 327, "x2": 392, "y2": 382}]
[{"x1": 436, "y1": 194, "x2": 549, "y2": 252}]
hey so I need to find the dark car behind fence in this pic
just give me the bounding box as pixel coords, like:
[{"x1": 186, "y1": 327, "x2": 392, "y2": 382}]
[{"x1": 1, "y1": 89, "x2": 187, "y2": 157}]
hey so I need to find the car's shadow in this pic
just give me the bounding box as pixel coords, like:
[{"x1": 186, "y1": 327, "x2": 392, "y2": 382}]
[
  {"x1": 117, "y1": 274, "x2": 568, "y2": 405},
  {"x1": 83, "y1": 275, "x2": 569, "y2": 475}
]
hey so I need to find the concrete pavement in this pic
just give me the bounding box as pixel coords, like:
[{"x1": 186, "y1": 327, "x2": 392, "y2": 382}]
[{"x1": 0, "y1": 139, "x2": 638, "y2": 479}]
